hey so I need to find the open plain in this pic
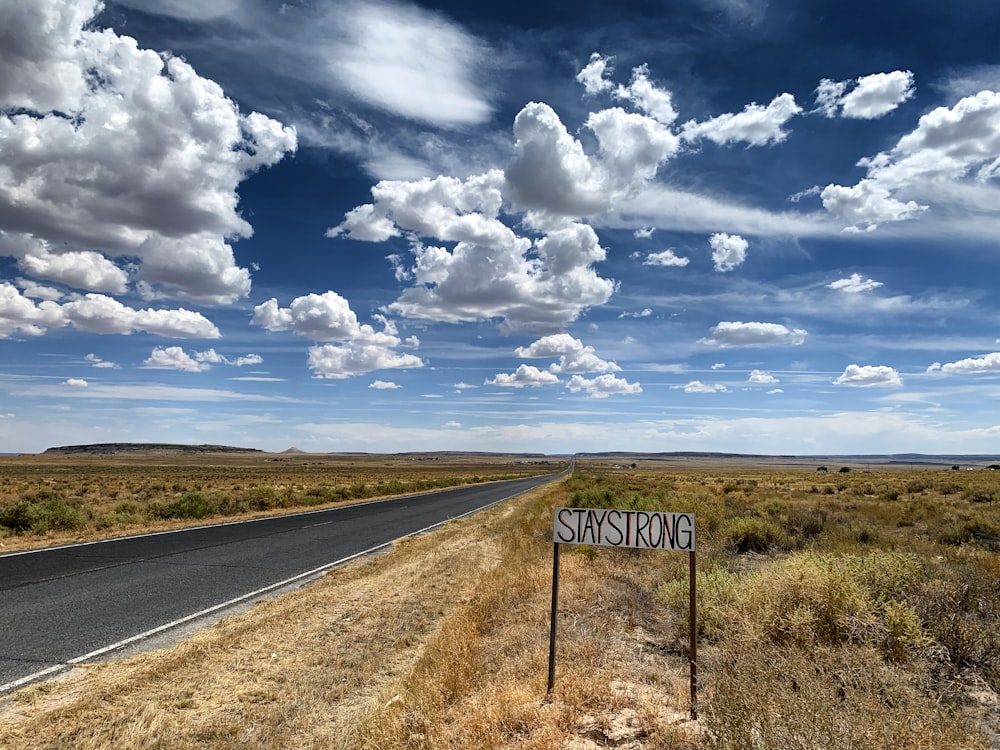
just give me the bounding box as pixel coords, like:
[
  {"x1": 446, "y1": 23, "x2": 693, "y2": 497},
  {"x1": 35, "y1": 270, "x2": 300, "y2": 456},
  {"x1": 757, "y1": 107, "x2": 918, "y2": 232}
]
[
  {"x1": 2, "y1": 452, "x2": 1000, "y2": 748},
  {"x1": 0, "y1": 450, "x2": 559, "y2": 552}
]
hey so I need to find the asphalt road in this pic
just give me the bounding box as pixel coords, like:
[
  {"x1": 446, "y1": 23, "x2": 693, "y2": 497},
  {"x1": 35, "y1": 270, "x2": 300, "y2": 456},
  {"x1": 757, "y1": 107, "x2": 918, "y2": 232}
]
[{"x1": 0, "y1": 472, "x2": 559, "y2": 693}]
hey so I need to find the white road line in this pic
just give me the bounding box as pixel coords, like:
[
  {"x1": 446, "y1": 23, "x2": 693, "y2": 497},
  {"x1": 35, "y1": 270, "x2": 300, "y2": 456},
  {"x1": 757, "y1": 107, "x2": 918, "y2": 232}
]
[
  {"x1": 0, "y1": 480, "x2": 543, "y2": 695},
  {"x1": 0, "y1": 540, "x2": 391, "y2": 695}
]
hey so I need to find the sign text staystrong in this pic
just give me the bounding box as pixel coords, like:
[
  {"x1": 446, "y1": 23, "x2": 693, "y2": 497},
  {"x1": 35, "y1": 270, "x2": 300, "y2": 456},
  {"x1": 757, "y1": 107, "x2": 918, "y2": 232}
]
[{"x1": 553, "y1": 507, "x2": 695, "y2": 551}]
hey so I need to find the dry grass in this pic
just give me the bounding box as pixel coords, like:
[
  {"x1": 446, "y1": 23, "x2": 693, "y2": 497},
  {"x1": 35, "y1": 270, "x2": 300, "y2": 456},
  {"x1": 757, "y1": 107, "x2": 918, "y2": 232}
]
[
  {"x1": 0, "y1": 497, "x2": 517, "y2": 749},
  {"x1": 3, "y1": 462, "x2": 1000, "y2": 748},
  {"x1": 0, "y1": 452, "x2": 557, "y2": 551}
]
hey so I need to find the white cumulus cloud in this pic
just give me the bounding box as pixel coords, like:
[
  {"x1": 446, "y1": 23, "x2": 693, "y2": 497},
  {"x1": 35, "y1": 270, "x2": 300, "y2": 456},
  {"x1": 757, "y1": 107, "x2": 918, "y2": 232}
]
[
  {"x1": 328, "y1": 57, "x2": 715, "y2": 333},
  {"x1": 816, "y1": 71, "x2": 915, "y2": 120},
  {"x1": 748, "y1": 369, "x2": 778, "y2": 384},
  {"x1": 681, "y1": 93, "x2": 802, "y2": 147},
  {"x1": 485, "y1": 365, "x2": 560, "y2": 388},
  {"x1": 833, "y1": 364, "x2": 903, "y2": 387},
  {"x1": 613, "y1": 64, "x2": 679, "y2": 126},
  {"x1": 330, "y1": 171, "x2": 510, "y2": 246},
  {"x1": 514, "y1": 334, "x2": 621, "y2": 374},
  {"x1": 700, "y1": 321, "x2": 808, "y2": 347},
  {"x1": 644, "y1": 249, "x2": 690, "y2": 267},
  {"x1": 827, "y1": 273, "x2": 884, "y2": 293},
  {"x1": 820, "y1": 181, "x2": 925, "y2": 231},
  {"x1": 566, "y1": 373, "x2": 642, "y2": 398},
  {"x1": 15, "y1": 247, "x2": 128, "y2": 294},
  {"x1": 815, "y1": 78, "x2": 849, "y2": 118},
  {"x1": 587, "y1": 107, "x2": 681, "y2": 189},
  {"x1": 252, "y1": 292, "x2": 371, "y2": 341},
  {"x1": 576, "y1": 52, "x2": 614, "y2": 96},
  {"x1": 61, "y1": 295, "x2": 221, "y2": 338},
  {"x1": 709, "y1": 233, "x2": 748, "y2": 272},
  {"x1": 307, "y1": 343, "x2": 422, "y2": 380},
  {"x1": 674, "y1": 380, "x2": 728, "y2": 394},
  {"x1": 142, "y1": 346, "x2": 211, "y2": 373},
  {"x1": 253, "y1": 292, "x2": 422, "y2": 379},
  {"x1": 138, "y1": 346, "x2": 260, "y2": 372},
  {"x1": 0, "y1": 0, "x2": 296, "y2": 306},
  {"x1": 505, "y1": 102, "x2": 610, "y2": 216},
  {"x1": 330, "y1": 162, "x2": 616, "y2": 332},
  {"x1": 15, "y1": 277, "x2": 63, "y2": 302},
  {"x1": 932, "y1": 352, "x2": 1000, "y2": 374},
  {"x1": 822, "y1": 89, "x2": 1000, "y2": 231},
  {"x1": 386, "y1": 224, "x2": 615, "y2": 333},
  {"x1": 577, "y1": 55, "x2": 678, "y2": 126},
  {"x1": 0, "y1": 282, "x2": 64, "y2": 337},
  {"x1": 0, "y1": 283, "x2": 220, "y2": 339}
]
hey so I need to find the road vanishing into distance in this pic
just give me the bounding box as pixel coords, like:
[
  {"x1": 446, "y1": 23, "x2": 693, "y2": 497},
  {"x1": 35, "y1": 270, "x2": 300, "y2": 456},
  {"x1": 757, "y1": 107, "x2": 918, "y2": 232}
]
[{"x1": 0, "y1": 472, "x2": 560, "y2": 693}]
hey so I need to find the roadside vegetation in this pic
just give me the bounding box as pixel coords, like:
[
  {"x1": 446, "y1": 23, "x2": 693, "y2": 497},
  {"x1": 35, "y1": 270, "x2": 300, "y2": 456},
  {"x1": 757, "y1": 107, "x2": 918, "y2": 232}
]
[
  {"x1": 2, "y1": 461, "x2": 998, "y2": 748},
  {"x1": 0, "y1": 453, "x2": 555, "y2": 550},
  {"x1": 355, "y1": 465, "x2": 1000, "y2": 748}
]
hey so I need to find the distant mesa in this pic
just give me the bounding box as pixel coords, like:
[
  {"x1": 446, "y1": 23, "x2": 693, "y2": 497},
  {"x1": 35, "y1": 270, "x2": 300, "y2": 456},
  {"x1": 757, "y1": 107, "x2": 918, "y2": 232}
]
[
  {"x1": 281, "y1": 447, "x2": 306, "y2": 454},
  {"x1": 43, "y1": 443, "x2": 262, "y2": 455}
]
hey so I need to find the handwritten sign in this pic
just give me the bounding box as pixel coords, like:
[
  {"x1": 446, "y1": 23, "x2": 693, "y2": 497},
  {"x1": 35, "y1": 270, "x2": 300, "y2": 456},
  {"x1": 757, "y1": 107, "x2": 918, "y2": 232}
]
[{"x1": 553, "y1": 507, "x2": 695, "y2": 551}]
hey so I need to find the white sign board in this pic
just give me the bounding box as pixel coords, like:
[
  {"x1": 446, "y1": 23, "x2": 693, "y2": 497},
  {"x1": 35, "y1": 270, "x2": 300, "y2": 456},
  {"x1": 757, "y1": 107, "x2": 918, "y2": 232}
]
[{"x1": 553, "y1": 507, "x2": 695, "y2": 551}]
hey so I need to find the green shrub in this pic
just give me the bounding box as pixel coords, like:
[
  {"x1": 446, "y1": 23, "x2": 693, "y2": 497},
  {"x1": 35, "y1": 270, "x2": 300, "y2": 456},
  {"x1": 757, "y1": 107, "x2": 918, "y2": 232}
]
[
  {"x1": 783, "y1": 507, "x2": 828, "y2": 541},
  {"x1": 0, "y1": 500, "x2": 34, "y2": 532},
  {"x1": 881, "y1": 600, "x2": 926, "y2": 662},
  {"x1": 244, "y1": 485, "x2": 279, "y2": 509},
  {"x1": 0, "y1": 496, "x2": 87, "y2": 534},
  {"x1": 569, "y1": 486, "x2": 616, "y2": 509},
  {"x1": 740, "y1": 552, "x2": 927, "y2": 657},
  {"x1": 964, "y1": 488, "x2": 995, "y2": 504},
  {"x1": 113, "y1": 500, "x2": 143, "y2": 524},
  {"x1": 154, "y1": 492, "x2": 216, "y2": 520},
  {"x1": 849, "y1": 482, "x2": 876, "y2": 496},
  {"x1": 846, "y1": 551, "x2": 924, "y2": 602},
  {"x1": 938, "y1": 517, "x2": 1000, "y2": 550},
  {"x1": 913, "y1": 565, "x2": 1000, "y2": 685},
  {"x1": 720, "y1": 515, "x2": 789, "y2": 553},
  {"x1": 658, "y1": 565, "x2": 741, "y2": 640},
  {"x1": 905, "y1": 478, "x2": 934, "y2": 493},
  {"x1": 853, "y1": 523, "x2": 880, "y2": 545}
]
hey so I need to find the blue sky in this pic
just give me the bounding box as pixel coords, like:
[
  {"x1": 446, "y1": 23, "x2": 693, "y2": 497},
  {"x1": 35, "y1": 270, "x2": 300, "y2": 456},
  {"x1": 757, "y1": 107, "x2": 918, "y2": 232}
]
[{"x1": 3, "y1": 0, "x2": 1000, "y2": 455}]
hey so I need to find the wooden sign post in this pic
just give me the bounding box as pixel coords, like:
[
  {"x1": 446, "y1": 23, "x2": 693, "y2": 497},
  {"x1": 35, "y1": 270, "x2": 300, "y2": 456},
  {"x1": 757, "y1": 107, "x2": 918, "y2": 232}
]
[{"x1": 547, "y1": 507, "x2": 698, "y2": 719}]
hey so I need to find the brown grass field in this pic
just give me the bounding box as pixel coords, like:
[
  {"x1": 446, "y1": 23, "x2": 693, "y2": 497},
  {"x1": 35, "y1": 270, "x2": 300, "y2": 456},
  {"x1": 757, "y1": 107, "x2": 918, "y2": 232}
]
[
  {"x1": 0, "y1": 451, "x2": 558, "y2": 551},
  {"x1": 2, "y1": 454, "x2": 1000, "y2": 748}
]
